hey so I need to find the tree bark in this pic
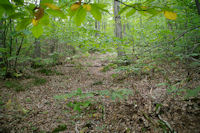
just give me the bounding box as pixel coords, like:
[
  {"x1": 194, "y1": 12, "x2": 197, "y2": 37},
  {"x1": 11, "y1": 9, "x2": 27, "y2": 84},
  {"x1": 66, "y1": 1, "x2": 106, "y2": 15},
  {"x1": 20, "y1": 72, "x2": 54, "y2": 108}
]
[
  {"x1": 114, "y1": 0, "x2": 124, "y2": 56},
  {"x1": 123, "y1": 20, "x2": 126, "y2": 37}
]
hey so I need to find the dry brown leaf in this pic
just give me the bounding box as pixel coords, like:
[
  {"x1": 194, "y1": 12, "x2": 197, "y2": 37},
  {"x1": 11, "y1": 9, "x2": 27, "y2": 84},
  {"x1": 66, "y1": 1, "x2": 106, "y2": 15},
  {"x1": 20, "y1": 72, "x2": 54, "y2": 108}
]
[{"x1": 34, "y1": 7, "x2": 44, "y2": 20}]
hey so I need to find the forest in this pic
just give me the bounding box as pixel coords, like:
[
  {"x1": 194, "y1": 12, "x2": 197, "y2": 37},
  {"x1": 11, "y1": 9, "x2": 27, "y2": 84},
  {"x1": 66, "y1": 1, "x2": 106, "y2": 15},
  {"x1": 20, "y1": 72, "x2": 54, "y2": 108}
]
[{"x1": 0, "y1": 0, "x2": 200, "y2": 132}]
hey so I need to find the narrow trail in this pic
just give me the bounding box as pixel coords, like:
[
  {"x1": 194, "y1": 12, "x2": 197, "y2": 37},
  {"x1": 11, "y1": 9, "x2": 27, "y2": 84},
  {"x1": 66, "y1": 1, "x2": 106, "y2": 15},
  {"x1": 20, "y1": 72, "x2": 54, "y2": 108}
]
[{"x1": 0, "y1": 53, "x2": 200, "y2": 132}]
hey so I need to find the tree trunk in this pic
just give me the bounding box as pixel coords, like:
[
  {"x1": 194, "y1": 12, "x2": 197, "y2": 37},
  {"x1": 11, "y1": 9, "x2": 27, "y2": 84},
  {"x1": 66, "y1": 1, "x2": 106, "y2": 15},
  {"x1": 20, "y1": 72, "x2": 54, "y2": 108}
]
[
  {"x1": 95, "y1": 0, "x2": 101, "y2": 36},
  {"x1": 34, "y1": 38, "x2": 41, "y2": 58},
  {"x1": 123, "y1": 23, "x2": 126, "y2": 37},
  {"x1": 195, "y1": 0, "x2": 200, "y2": 15},
  {"x1": 0, "y1": 21, "x2": 3, "y2": 64},
  {"x1": 114, "y1": 0, "x2": 124, "y2": 56},
  {"x1": 95, "y1": 20, "x2": 100, "y2": 36}
]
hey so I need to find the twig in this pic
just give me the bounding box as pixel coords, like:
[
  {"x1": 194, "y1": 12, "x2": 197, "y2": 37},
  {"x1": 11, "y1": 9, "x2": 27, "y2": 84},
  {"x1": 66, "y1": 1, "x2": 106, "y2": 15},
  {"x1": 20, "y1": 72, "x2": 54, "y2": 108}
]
[
  {"x1": 170, "y1": 25, "x2": 200, "y2": 44},
  {"x1": 191, "y1": 43, "x2": 200, "y2": 52},
  {"x1": 156, "y1": 106, "x2": 173, "y2": 132},
  {"x1": 188, "y1": 57, "x2": 200, "y2": 63},
  {"x1": 129, "y1": 25, "x2": 200, "y2": 56},
  {"x1": 75, "y1": 123, "x2": 79, "y2": 133}
]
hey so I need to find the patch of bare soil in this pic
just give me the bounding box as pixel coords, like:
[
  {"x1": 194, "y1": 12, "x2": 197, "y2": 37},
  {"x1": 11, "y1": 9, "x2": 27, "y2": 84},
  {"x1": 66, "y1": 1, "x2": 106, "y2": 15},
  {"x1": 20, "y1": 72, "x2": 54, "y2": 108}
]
[{"x1": 0, "y1": 53, "x2": 200, "y2": 133}]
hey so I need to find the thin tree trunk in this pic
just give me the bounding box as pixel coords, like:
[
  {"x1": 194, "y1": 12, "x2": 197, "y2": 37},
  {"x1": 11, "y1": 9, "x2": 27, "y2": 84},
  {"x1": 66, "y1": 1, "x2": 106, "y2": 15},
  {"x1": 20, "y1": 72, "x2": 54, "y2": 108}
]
[
  {"x1": 14, "y1": 37, "x2": 24, "y2": 70},
  {"x1": 95, "y1": 21, "x2": 101, "y2": 36},
  {"x1": 114, "y1": 0, "x2": 124, "y2": 56},
  {"x1": 95, "y1": 0, "x2": 101, "y2": 36},
  {"x1": 9, "y1": 19, "x2": 13, "y2": 57},
  {"x1": 104, "y1": 22, "x2": 106, "y2": 33},
  {"x1": 0, "y1": 20, "x2": 3, "y2": 64},
  {"x1": 195, "y1": 0, "x2": 200, "y2": 15},
  {"x1": 2, "y1": 20, "x2": 9, "y2": 76},
  {"x1": 34, "y1": 38, "x2": 41, "y2": 58}
]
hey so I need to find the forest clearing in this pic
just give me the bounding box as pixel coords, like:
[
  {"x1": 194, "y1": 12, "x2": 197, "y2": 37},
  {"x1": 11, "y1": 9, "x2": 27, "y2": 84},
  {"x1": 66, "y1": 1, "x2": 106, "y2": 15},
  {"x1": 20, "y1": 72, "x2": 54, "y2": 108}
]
[{"x1": 0, "y1": 0, "x2": 200, "y2": 132}]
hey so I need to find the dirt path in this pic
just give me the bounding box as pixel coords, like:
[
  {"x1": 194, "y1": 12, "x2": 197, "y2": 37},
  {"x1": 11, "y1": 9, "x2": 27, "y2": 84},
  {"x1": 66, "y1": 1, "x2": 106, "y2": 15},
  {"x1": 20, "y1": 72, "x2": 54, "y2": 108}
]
[{"x1": 0, "y1": 53, "x2": 200, "y2": 132}]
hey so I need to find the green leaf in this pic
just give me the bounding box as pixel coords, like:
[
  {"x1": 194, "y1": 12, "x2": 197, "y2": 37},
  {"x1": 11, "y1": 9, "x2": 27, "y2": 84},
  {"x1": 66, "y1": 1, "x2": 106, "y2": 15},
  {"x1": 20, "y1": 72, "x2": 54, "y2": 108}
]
[
  {"x1": 167, "y1": 85, "x2": 178, "y2": 93},
  {"x1": 156, "y1": 82, "x2": 168, "y2": 87},
  {"x1": 31, "y1": 24, "x2": 43, "y2": 38},
  {"x1": 16, "y1": 18, "x2": 32, "y2": 31},
  {"x1": 185, "y1": 86, "x2": 200, "y2": 99},
  {"x1": 0, "y1": 0, "x2": 10, "y2": 4},
  {"x1": 0, "y1": 6, "x2": 5, "y2": 19},
  {"x1": 76, "y1": 88, "x2": 82, "y2": 95},
  {"x1": 126, "y1": 8, "x2": 136, "y2": 18},
  {"x1": 8, "y1": 12, "x2": 25, "y2": 19},
  {"x1": 13, "y1": 0, "x2": 24, "y2": 5},
  {"x1": 52, "y1": 124, "x2": 67, "y2": 133},
  {"x1": 46, "y1": 9, "x2": 66, "y2": 19},
  {"x1": 92, "y1": 3, "x2": 109, "y2": 13},
  {"x1": 74, "y1": 7, "x2": 87, "y2": 26},
  {"x1": 0, "y1": 48, "x2": 7, "y2": 53},
  {"x1": 74, "y1": 104, "x2": 81, "y2": 112},
  {"x1": 40, "y1": 0, "x2": 53, "y2": 4},
  {"x1": 0, "y1": 0, "x2": 13, "y2": 12},
  {"x1": 99, "y1": 90, "x2": 111, "y2": 96},
  {"x1": 39, "y1": 14, "x2": 49, "y2": 25},
  {"x1": 146, "y1": 8, "x2": 160, "y2": 15},
  {"x1": 118, "y1": 6, "x2": 130, "y2": 15},
  {"x1": 67, "y1": 102, "x2": 73, "y2": 107},
  {"x1": 68, "y1": 9, "x2": 77, "y2": 18},
  {"x1": 90, "y1": 4, "x2": 102, "y2": 21},
  {"x1": 82, "y1": 101, "x2": 91, "y2": 107}
]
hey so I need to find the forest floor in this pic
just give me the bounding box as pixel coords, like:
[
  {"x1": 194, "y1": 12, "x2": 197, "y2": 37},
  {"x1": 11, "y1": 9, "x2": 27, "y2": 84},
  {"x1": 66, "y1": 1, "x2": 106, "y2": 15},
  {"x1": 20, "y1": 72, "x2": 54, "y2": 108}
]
[{"x1": 0, "y1": 53, "x2": 200, "y2": 133}]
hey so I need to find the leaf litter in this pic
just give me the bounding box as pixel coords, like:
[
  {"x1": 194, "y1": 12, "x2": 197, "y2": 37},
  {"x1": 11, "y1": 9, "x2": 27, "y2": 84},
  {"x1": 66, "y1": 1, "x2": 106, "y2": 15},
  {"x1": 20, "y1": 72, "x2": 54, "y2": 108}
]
[{"x1": 0, "y1": 53, "x2": 200, "y2": 132}]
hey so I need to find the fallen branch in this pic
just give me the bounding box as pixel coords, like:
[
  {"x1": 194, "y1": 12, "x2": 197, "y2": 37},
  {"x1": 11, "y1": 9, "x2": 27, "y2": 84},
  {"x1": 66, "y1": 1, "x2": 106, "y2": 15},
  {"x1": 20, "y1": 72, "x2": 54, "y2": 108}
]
[{"x1": 156, "y1": 105, "x2": 174, "y2": 132}]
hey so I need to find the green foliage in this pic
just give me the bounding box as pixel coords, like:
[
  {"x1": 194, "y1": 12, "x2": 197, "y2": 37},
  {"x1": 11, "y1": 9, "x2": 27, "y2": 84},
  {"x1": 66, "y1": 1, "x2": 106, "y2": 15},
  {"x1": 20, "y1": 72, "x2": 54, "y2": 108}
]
[
  {"x1": 98, "y1": 89, "x2": 133, "y2": 101},
  {"x1": 52, "y1": 124, "x2": 67, "y2": 133},
  {"x1": 16, "y1": 18, "x2": 32, "y2": 31},
  {"x1": 4, "y1": 80, "x2": 26, "y2": 92},
  {"x1": 185, "y1": 86, "x2": 200, "y2": 99},
  {"x1": 37, "y1": 68, "x2": 53, "y2": 76},
  {"x1": 75, "y1": 7, "x2": 87, "y2": 26},
  {"x1": 37, "y1": 68, "x2": 63, "y2": 76},
  {"x1": 158, "y1": 82, "x2": 200, "y2": 100},
  {"x1": 33, "y1": 77, "x2": 47, "y2": 86},
  {"x1": 55, "y1": 88, "x2": 133, "y2": 113},
  {"x1": 90, "y1": 4, "x2": 103, "y2": 21},
  {"x1": 101, "y1": 63, "x2": 117, "y2": 72},
  {"x1": 31, "y1": 24, "x2": 43, "y2": 38},
  {"x1": 55, "y1": 88, "x2": 94, "y2": 112}
]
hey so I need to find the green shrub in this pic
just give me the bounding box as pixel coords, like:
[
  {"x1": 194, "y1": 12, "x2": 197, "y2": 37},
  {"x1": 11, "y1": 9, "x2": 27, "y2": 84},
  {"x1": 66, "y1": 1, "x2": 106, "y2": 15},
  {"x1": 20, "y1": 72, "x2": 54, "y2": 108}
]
[
  {"x1": 101, "y1": 63, "x2": 117, "y2": 72},
  {"x1": 38, "y1": 68, "x2": 54, "y2": 76},
  {"x1": 4, "y1": 80, "x2": 26, "y2": 92},
  {"x1": 54, "y1": 88, "x2": 133, "y2": 113}
]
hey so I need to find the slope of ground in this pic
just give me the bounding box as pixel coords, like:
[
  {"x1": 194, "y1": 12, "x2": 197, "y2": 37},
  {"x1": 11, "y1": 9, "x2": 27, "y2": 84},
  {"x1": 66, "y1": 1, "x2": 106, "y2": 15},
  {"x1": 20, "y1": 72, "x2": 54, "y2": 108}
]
[{"x1": 0, "y1": 53, "x2": 200, "y2": 133}]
